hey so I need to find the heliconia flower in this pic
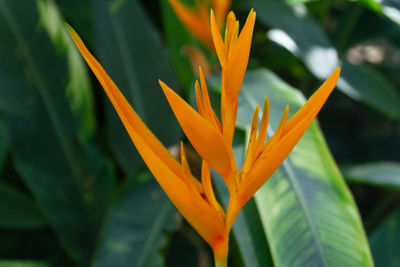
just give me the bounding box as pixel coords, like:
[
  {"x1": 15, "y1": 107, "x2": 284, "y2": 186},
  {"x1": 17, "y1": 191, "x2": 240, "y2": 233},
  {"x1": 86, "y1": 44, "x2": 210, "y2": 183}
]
[
  {"x1": 67, "y1": 8, "x2": 340, "y2": 266},
  {"x1": 168, "y1": 0, "x2": 231, "y2": 49}
]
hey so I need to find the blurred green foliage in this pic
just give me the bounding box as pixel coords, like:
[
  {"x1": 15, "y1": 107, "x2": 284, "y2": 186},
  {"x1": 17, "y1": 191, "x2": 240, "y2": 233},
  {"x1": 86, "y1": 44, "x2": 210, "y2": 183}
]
[{"x1": 0, "y1": 0, "x2": 399, "y2": 266}]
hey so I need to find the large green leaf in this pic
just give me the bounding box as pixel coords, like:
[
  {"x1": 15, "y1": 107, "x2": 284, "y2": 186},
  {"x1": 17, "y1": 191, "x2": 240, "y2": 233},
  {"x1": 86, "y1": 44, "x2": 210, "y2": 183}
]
[
  {"x1": 233, "y1": 199, "x2": 273, "y2": 267},
  {"x1": 0, "y1": 0, "x2": 114, "y2": 264},
  {"x1": 369, "y1": 209, "x2": 400, "y2": 267},
  {"x1": 343, "y1": 161, "x2": 400, "y2": 190},
  {"x1": 337, "y1": 60, "x2": 400, "y2": 119},
  {"x1": 93, "y1": 178, "x2": 178, "y2": 267},
  {"x1": 245, "y1": 0, "x2": 400, "y2": 119},
  {"x1": 235, "y1": 69, "x2": 373, "y2": 266},
  {"x1": 93, "y1": 0, "x2": 180, "y2": 175},
  {"x1": 0, "y1": 182, "x2": 46, "y2": 229}
]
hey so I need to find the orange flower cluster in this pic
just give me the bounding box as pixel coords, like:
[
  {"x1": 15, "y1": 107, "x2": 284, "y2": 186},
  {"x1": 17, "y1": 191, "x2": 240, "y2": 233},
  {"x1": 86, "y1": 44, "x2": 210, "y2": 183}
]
[{"x1": 67, "y1": 8, "x2": 339, "y2": 266}]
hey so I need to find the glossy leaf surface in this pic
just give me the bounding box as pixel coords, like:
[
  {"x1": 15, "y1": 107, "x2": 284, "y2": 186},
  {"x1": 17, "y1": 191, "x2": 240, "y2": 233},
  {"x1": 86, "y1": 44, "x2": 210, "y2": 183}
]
[
  {"x1": 0, "y1": 0, "x2": 114, "y2": 264},
  {"x1": 235, "y1": 69, "x2": 373, "y2": 266},
  {"x1": 93, "y1": 0, "x2": 180, "y2": 175},
  {"x1": 93, "y1": 178, "x2": 178, "y2": 267},
  {"x1": 343, "y1": 161, "x2": 400, "y2": 190}
]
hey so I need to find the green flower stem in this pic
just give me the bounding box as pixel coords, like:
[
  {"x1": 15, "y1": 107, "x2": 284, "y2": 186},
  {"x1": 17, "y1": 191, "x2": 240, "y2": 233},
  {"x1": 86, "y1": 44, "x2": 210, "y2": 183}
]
[{"x1": 215, "y1": 259, "x2": 227, "y2": 267}]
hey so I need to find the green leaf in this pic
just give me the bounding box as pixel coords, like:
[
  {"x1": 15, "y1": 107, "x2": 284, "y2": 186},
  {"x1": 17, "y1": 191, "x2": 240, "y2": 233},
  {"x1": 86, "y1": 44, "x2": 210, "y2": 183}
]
[
  {"x1": 354, "y1": 0, "x2": 400, "y2": 26},
  {"x1": 0, "y1": 182, "x2": 46, "y2": 229},
  {"x1": 248, "y1": 0, "x2": 339, "y2": 79},
  {"x1": 343, "y1": 161, "x2": 400, "y2": 190},
  {"x1": 353, "y1": 0, "x2": 382, "y2": 12},
  {"x1": 93, "y1": 178, "x2": 178, "y2": 267},
  {"x1": 337, "y1": 61, "x2": 400, "y2": 119},
  {"x1": 231, "y1": 199, "x2": 274, "y2": 267},
  {"x1": 38, "y1": 0, "x2": 96, "y2": 141},
  {"x1": 0, "y1": 0, "x2": 115, "y2": 264},
  {"x1": 93, "y1": 0, "x2": 180, "y2": 175},
  {"x1": 0, "y1": 261, "x2": 49, "y2": 267},
  {"x1": 246, "y1": 0, "x2": 400, "y2": 119},
  {"x1": 236, "y1": 69, "x2": 373, "y2": 266},
  {"x1": 369, "y1": 209, "x2": 400, "y2": 267}
]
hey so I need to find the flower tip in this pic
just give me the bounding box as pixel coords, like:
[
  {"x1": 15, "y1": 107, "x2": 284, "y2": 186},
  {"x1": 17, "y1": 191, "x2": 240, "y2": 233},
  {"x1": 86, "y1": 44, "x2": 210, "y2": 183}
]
[
  {"x1": 159, "y1": 80, "x2": 174, "y2": 96},
  {"x1": 64, "y1": 22, "x2": 72, "y2": 31},
  {"x1": 210, "y1": 8, "x2": 217, "y2": 23},
  {"x1": 158, "y1": 79, "x2": 166, "y2": 87},
  {"x1": 227, "y1": 10, "x2": 235, "y2": 20},
  {"x1": 250, "y1": 9, "x2": 256, "y2": 21},
  {"x1": 249, "y1": 8, "x2": 256, "y2": 17},
  {"x1": 65, "y1": 23, "x2": 77, "y2": 37},
  {"x1": 329, "y1": 66, "x2": 341, "y2": 85},
  {"x1": 334, "y1": 66, "x2": 341, "y2": 76}
]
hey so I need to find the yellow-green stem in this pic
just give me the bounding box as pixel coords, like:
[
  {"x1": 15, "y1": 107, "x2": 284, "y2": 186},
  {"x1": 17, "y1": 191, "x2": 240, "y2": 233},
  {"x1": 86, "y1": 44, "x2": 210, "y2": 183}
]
[
  {"x1": 214, "y1": 248, "x2": 228, "y2": 267},
  {"x1": 215, "y1": 261, "x2": 227, "y2": 267},
  {"x1": 212, "y1": 234, "x2": 229, "y2": 267}
]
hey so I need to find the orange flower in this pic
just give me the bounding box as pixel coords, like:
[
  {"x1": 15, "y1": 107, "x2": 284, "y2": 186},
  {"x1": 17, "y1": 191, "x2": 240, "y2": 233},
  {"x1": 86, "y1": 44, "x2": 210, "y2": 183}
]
[
  {"x1": 67, "y1": 9, "x2": 340, "y2": 266},
  {"x1": 168, "y1": 0, "x2": 231, "y2": 49}
]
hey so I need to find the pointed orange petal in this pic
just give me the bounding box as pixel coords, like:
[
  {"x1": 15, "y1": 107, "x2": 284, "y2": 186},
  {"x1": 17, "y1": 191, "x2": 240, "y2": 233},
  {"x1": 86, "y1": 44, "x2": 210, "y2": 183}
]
[
  {"x1": 284, "y1": 67, "x2": 341, "y2": 136},
  {"x1": 195, "y1": 80, "x2": 205, "y2": 116},
  {"x1": 274, "y1": 105, "x2": 289, "y2": 140},
  {"x1": 242, "y1": 103, "x2": 316, "y2": 203},
  {"x1": 225, "y1": 11, "x2": 237, "y2": 50},
  {"x1": 226, "y1": 9, "x2": 256, "y2": 99},
  {"x1": 159, "y1": 80, "x2": 234, "y2": 175},
  {"x1": 168, "y1": 0, "x2": 213, "y2": 48},
  {"x1": 212, "y1": 110, "x2": 223, "y2": 133},
  {"x1": 254, "y1": 96, "x2": 269, "y2": 153},
  {"x1": 241, "y1": 105, "x2": 259, "y2": 176},
  {"x1": 201, "y1": 161, "x2": 224, "y2": 218},
  {"x1": 241, "y1": 70, "x2": 340, "y2": 203},
  {"x1": 211, "y1": 9, "x2": 228, "y2": 68},
  {"x1": 259, "y1": 105, "x2": 289, "y2": 156},
  {"x1": 220, "y1": 88, "x2": 238, "y2": 146},
  {"x1": 180, "y1": 142, "x2": 204, "y2": 196},
  {"x1": 228, "y1": 21, "x2": 239, "y2": 58},
  {"x1": 199, "y1": 67, "x2": 221, "y2": 129},
  {"x1": 132, "y1": 130, "x2": 224, "y2": 246},
  {"x1": 66, "y1": 25, "x2": 183, "y2": 178}
]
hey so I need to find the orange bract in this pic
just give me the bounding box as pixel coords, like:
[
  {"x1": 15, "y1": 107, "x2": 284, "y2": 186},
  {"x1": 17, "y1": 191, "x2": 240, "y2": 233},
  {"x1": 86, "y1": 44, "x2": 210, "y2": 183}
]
[
  {"x1": 67, "y1": 8, "x2": 340, "y2": 266},
  {"x1": 168, "y1": 0, "x2": 232, "y2": 49}
]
